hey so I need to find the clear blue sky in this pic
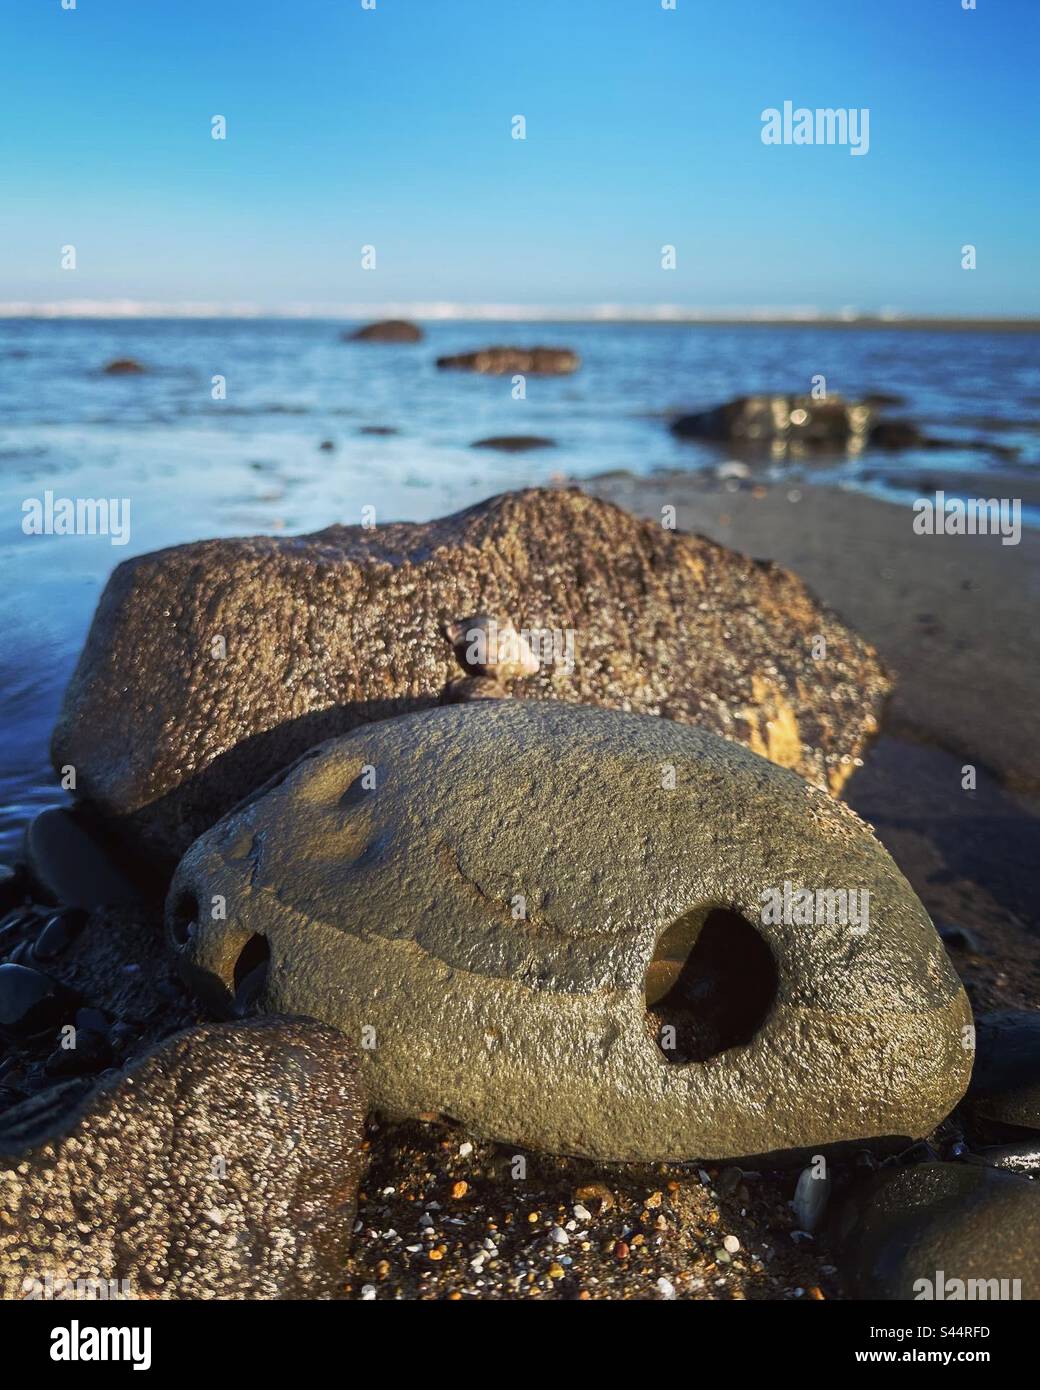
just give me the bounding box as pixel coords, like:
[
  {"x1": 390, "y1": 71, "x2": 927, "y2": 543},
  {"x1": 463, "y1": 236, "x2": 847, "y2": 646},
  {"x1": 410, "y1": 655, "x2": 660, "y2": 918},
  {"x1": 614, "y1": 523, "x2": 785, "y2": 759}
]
[{"x1": 2, "y1": 0, "x2": 1037, "y2": 314}]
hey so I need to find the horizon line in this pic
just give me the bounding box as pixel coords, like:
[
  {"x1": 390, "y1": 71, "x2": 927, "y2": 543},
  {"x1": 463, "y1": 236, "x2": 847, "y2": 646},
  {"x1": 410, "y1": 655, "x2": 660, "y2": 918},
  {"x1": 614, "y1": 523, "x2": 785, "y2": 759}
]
[{"x1": 1, "y1": 301, "x2": 1038, "y2": 330}]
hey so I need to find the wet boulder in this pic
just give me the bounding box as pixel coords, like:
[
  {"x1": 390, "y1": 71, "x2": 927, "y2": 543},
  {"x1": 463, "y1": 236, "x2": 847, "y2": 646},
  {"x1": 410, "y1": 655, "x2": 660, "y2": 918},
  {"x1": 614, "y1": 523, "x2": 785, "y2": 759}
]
[
  {"x1": 0, "y1": 1017, "x2": 366, "y2": 1300},
  {"x1": 167, "y1": 702, "x2": 971, "y2": 1164},
  {"x1": 101, "y1": 358, "x2": 147, "y2": 375},
  {"x1": 965, "y1": 1010, "x2": 1040, "y2": 1133},
  {"x1": 832, "y1": 1162, "x2": 1040, "y2": 1300},
  {"x1": 436, "y1": 346, "x2": 580, "y2": 375},
  {"x1": 52, "y1": 488, "x2": 889, "y2": 863}
]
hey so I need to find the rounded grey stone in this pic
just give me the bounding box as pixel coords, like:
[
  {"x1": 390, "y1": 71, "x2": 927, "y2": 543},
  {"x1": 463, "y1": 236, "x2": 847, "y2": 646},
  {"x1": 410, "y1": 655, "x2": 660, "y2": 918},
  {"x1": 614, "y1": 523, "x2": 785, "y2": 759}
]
[{"x1": 168, "y1": 702, "x2": 972, "y2": 1163}]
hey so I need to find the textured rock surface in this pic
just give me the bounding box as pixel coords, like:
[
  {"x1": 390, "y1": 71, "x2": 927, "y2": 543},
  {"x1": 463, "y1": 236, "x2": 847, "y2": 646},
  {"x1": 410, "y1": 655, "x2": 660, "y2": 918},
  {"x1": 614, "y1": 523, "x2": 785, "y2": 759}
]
[
  {"x1": 345, "y1": 319, "x2": 423, "y2": 343},
  {"x1": 168, "y1": 702, "x2": 970, "y2": 1163},
  {"x1": 53, "y1": 488, "x2": 889, "y2": 862},
  {"x1": 832, "y1": 1162, "x2": 1040, "y2": 1300},
  {"x1": 436, "y1": 347, "x2": 580, "y2": 375},
  {"x1": 0, "y1": 1017, "x2": 365, "y2": 1300}
]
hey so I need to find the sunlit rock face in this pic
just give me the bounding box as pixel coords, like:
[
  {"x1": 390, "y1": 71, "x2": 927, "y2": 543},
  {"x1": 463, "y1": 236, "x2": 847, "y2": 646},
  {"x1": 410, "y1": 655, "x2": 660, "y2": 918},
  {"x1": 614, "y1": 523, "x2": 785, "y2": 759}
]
[{"x1": 52, "y1": 488, "x2": 889, "y2": 864}]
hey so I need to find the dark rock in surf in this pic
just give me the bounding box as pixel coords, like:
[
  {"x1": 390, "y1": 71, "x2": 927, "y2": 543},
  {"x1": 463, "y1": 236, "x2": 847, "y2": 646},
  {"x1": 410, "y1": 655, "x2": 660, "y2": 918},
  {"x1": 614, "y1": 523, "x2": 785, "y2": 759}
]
[
  {"x1": 346, "y1": 320, "x2": 423, "y2": 343},
  {"x1": 102, "y1": 358, "x2": 146, "y2": 375},
  {"x1": 437, "y1": 346, "x2": 579, "y2": 375},
  {"x1": 471, "y1": 435, "x2": 557, "y2": 452}
]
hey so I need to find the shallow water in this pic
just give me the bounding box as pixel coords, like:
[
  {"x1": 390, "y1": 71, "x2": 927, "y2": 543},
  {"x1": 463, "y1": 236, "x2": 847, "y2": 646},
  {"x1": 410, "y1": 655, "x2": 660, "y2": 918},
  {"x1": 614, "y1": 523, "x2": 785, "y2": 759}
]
[{"x1": 1, "y1": 317, "x2": 1037, "y2": 858}]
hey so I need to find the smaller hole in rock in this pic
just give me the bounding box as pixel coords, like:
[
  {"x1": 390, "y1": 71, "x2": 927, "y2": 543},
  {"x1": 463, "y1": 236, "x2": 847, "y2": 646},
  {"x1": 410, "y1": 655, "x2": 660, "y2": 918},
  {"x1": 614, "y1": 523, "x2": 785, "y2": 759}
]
[
  {"x1": 646, "y1": 907, "x2": 778, "y2": 1065},
  {"x1": 233, "y1": 933, "x2": 271, "y2": 1015}
]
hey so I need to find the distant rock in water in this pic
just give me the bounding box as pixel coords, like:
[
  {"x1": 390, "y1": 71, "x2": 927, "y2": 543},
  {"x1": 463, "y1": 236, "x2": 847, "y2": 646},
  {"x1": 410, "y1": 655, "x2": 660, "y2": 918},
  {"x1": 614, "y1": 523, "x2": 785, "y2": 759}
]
[
  {"x1": 669, "y1": 393, "x2": 982, "y2": 456},
  {"x1": 867, "y1": 419, "x2": 926, "y2": 450},
  {"x1": 0, "y1": 1018, "x2": 366, "y2": 1300},
  {"x1": 169, "y1": 702, "x2": 971, "y2": 1162},
  {"x1": 52, "y1": 487, "x2": 889, "y2": 862},
  {"x1": 345, "y1": 319, "x2": 423, "y2": 343},
  {"x1": 102, "y1": 358, "x2": 146, "y2": 375},
  {"x1": 471, "y1": 435, "x2": 556, "y2": 452},
  {"x1": 437, "y1": 346, "x2": 580, "y2": 375},
  {"x1": 671, "y1": 394, "x2": 875, "y2": 453}
]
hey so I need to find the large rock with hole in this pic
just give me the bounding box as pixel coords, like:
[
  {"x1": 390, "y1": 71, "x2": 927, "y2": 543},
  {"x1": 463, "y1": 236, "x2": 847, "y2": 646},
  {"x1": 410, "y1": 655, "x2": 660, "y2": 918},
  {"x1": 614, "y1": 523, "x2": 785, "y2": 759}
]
[
  {"x1": 52, "y1": 489, "x2": 889, "y2": 863},
  {"x1": 0, "y1": 1017, "x2": 365, "y2": 1300},
  {"x1": 167, "y1": 702, "x2": 971, "y2": 1163}
]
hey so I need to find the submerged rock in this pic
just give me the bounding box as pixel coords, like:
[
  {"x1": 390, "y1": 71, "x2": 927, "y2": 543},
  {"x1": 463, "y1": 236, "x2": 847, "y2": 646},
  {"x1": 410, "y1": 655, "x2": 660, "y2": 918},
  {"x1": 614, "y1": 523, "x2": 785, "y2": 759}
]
[
  {"x1": 0, "y1": 1017, "x2": 366, "y2": 1300},
  {"x1": 102, "y1": 358, "x2": 146, "y2": 375},
  {"x1": 832, "y1": 1162, "x2": 1040, "y2": 1300},
  {"x1": 471, "y1": 435, "x2": 557, "y2": 451},
  {"x1": 436, "y1": 346, "x2": 580, "y2": 375},
  {"x1": 53, "y1": 488, "x2": 889, "y2": 862},
  {"x1": 168, "y1": 701, "x2": 971, "y2": 1163},
  {"x1": 345, "y1": 319, "x2": 423, "y2": 343}
]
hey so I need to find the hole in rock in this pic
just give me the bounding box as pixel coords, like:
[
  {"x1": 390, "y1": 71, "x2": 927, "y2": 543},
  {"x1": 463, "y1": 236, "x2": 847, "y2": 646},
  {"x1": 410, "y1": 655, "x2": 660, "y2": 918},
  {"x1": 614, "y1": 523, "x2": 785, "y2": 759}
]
[
  {"x1": 233, "y1": 933, "x2": 271, "y2": 1015},
  {"x1": 169, "y1": 891, "x2": 199, "y2": 947},
  {"x1": 645, "y1": 907, "x2": 778, "y2": 1064}
]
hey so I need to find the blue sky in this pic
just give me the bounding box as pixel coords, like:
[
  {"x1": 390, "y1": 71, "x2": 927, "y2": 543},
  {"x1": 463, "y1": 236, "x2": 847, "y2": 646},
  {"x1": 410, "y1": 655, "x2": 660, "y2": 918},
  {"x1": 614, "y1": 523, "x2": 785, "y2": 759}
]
[{"x1": 2, "y1": 0, "x2": 1036, "y2": 314}]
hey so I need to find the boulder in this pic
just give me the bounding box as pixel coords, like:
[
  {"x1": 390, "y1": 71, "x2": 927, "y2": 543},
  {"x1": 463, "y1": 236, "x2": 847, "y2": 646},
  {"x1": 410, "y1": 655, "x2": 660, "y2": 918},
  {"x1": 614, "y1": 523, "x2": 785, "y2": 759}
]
[
  {"x1": 167, "y1": 701, "x2": 971, "y2": 1163},
  {"x1": 832, "y1": 1162, "x2": 1040, "y2": 1300},
  {"x1": 24, "y1": 806, "x2": 146, "y2": 909},
  {"x1": 965, "y1": 1010, "x2": 1040, "y2": 1132},
  {"x1": 436, "y1": 346, "x2": 579, "y2": 375},
  {"x1": 345, "y1": 319, "x2": 423, "y2": 343},
  {"x1": 0, "y1": 1017, "x2": 366, "y2": 1299},
  {"x1": 52, "y1": 488, "x2": 889, "y2": 863}
]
